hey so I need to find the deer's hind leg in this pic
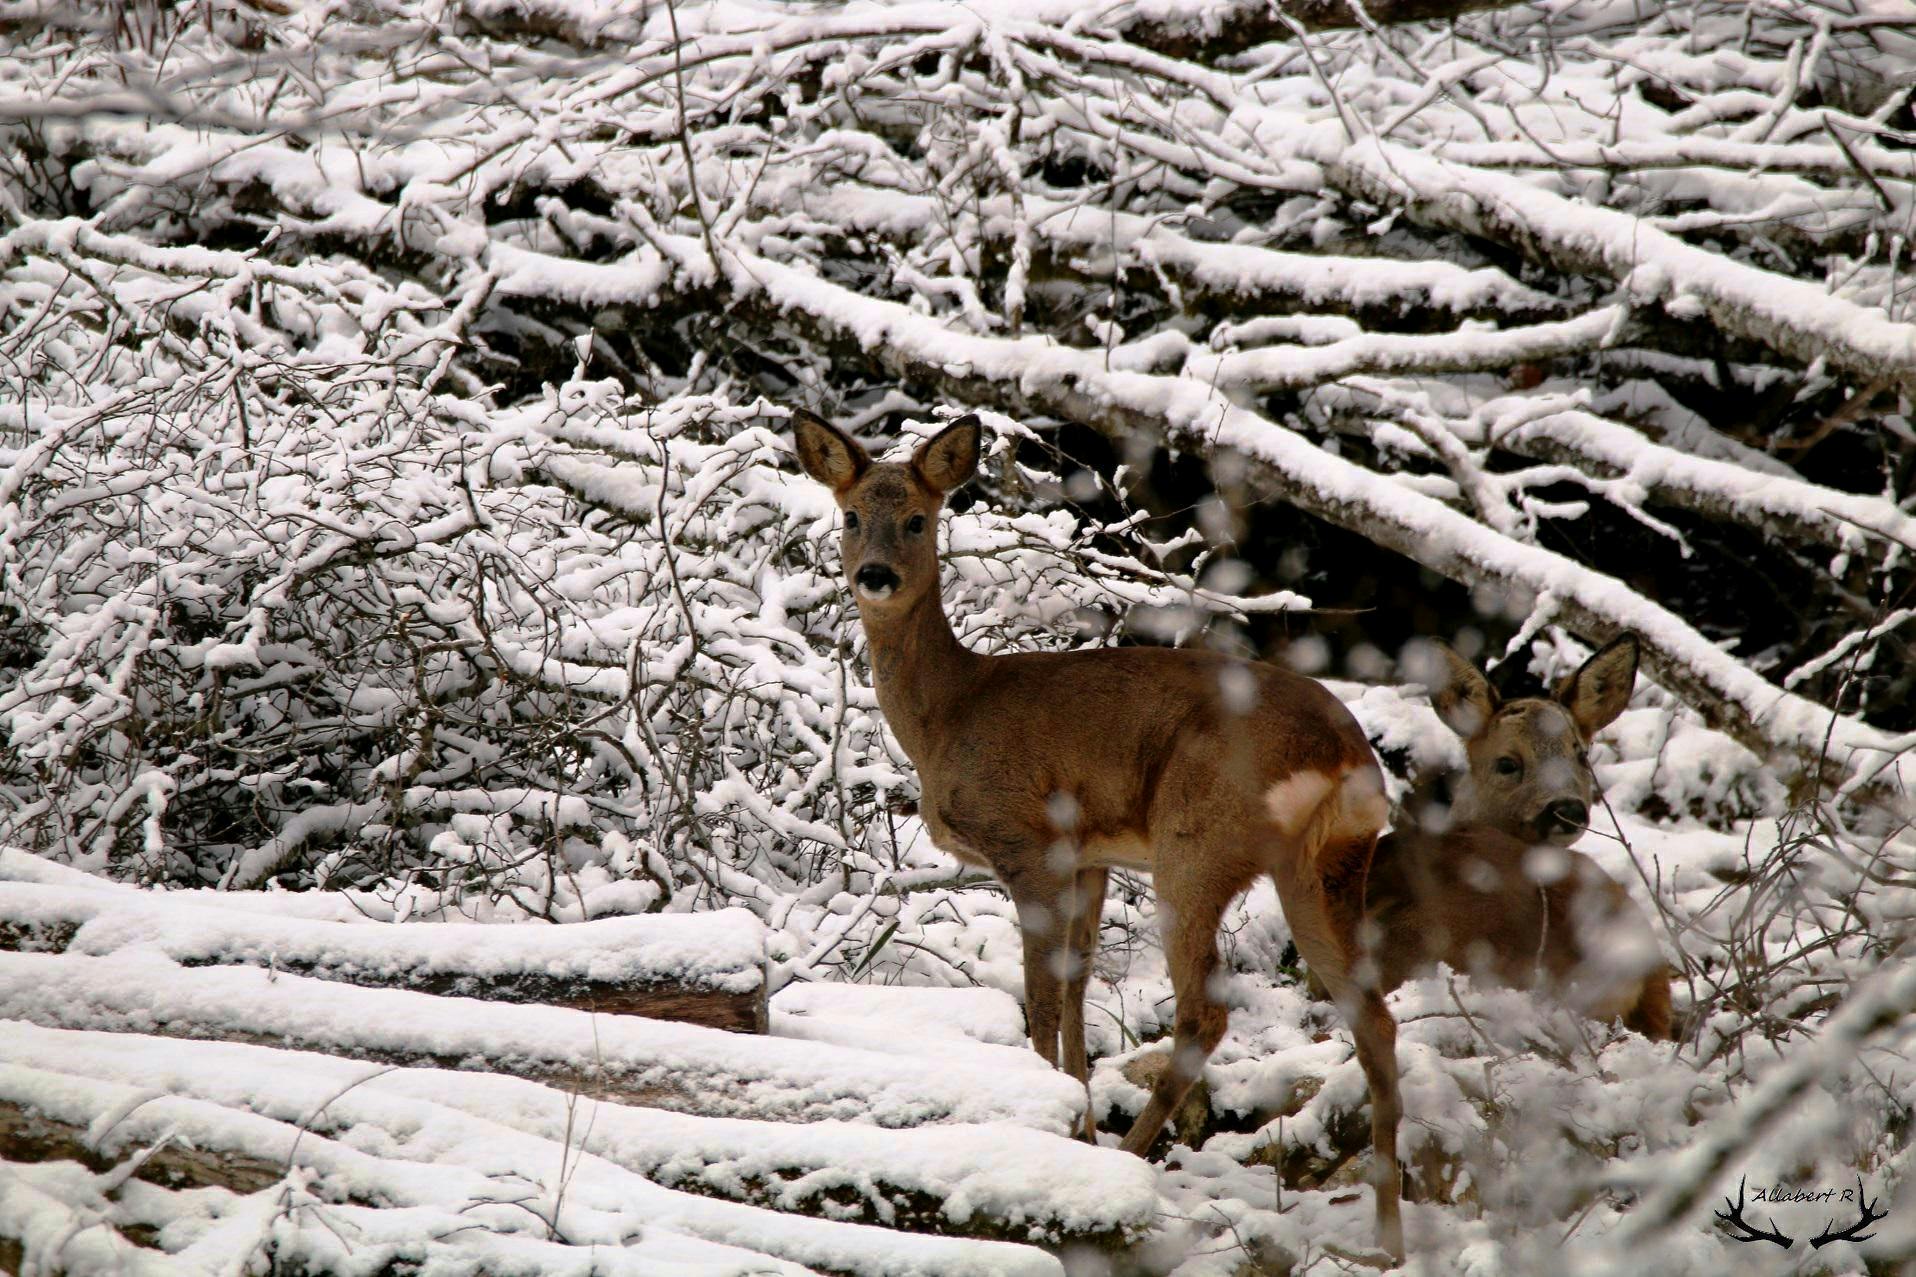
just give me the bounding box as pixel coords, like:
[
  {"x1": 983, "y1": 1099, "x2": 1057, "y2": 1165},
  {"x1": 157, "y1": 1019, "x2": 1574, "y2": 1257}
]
[{"x1": 1274, "y1": 841, "x2": 1406, "y2": 1262}]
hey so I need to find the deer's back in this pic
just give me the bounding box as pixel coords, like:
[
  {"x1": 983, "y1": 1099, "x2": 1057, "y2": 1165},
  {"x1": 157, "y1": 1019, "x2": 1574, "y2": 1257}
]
[{"x1": 913, "y1": 645, "x2": 1374, "y2": 867}]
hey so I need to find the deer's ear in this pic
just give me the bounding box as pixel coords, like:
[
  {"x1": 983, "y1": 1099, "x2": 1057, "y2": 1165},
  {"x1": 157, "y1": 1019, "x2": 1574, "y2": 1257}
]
[
  {"x1": 912, "y1": 415, "x2": 983, "y2": 494},
  {"x1": 792, "y1": 410, "x2": 870, "y2": 495},
  {"x1": 1558, "y1": 633, "x2": 1639, "y2": 738},
  {"x1": 1428, "y1": 642, "x2": 1500, "y2": 740}
]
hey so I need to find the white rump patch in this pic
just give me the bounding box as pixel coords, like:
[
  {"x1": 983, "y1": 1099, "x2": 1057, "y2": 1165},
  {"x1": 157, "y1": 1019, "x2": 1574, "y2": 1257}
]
[{"x1": 1263, "y1": 770, "x2": 1336, "y2": 837}]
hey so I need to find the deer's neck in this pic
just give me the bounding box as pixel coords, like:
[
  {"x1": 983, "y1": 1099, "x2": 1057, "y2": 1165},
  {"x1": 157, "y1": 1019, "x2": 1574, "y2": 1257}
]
[{"x1": 858, "y1": 586, "x2": 980, "y2": 766}]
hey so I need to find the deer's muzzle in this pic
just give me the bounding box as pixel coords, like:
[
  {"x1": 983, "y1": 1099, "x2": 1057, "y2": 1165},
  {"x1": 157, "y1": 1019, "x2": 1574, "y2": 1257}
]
[{"x1": 854, "y1": 563, "x2": 900, "y2": 600}]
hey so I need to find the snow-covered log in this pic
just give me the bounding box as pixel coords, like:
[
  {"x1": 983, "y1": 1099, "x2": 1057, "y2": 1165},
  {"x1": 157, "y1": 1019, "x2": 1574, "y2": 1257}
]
[
  {"x1": 0, "y1": 866, "x2": 770, "y2": 1033},
  {"x1": 1279, "y1": 127, "x2": 1916, "y2": 396},
  {"x1": 0, "y1": 949, "x2": 1086, "y2": 1133},
  {"x1": 0, "y1": 1024, "x2": 1074, "y2": 1277},
  {"x1": 1118, "y1": 0, "x2": 1533, "y2": 59},
  {"x1": 0, "y1": 1022, "x2": 1158, "y2": 1251}
]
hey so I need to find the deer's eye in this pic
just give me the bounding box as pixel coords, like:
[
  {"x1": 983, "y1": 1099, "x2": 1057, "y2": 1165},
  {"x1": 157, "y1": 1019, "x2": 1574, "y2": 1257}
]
[
  {"x1": 1494, "y1": 756, "x2": 1522, "y2": 778},
  {"x1": 906, "y1": 514, "x2": 927, "y2": 535},
  {"x1": 844, "y1": 511, "x2": 860, "y2": 532}
]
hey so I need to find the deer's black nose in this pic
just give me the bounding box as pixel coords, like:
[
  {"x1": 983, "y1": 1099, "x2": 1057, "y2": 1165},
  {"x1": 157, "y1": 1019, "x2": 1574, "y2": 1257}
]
[
  {"x1": 855, "y1": 564, "x2": 900, "y2": 594},
  {"x1": 1541, "y1": 800, "x2": 1588, "y2": 835}
]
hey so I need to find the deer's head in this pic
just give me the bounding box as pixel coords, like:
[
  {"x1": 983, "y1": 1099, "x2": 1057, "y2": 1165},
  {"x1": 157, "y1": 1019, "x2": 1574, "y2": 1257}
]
[
  {"x1": 792, "y1": 411, "x2": 982, "y2": 616},
  {"x1": 1429, "y1": 634, "x2": 1640, "y2": 846}
]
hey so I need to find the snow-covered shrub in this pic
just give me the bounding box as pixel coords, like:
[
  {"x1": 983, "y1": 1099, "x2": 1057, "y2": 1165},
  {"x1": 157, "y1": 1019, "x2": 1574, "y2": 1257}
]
[{"x1": 0, "y1": 243, "x2": 1272, "y2": 909}]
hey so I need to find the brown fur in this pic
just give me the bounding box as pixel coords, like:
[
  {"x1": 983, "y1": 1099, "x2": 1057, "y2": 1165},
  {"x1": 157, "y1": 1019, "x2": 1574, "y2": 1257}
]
[
  {"x1": 1366, "y1": 637, "x2": 1672, "y2": 1039},
  {"x1": 794, "y1": 411, "x2": 1405, "y2": 1260},
  {"x1": 1363, "y1": 828, "x2": 1672, "y2": 1038}
]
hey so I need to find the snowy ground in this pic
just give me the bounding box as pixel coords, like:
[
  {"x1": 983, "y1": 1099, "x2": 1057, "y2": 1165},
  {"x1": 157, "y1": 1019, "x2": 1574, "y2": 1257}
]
[{"x1": 5, "y1": 669, "x2": 1908, "y2": 1276}]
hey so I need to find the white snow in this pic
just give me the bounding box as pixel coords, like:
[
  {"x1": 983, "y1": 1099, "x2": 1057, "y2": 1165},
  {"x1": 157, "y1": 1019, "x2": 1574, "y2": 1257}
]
[{"x1": 0, "y1": 947, "x2": 1087, "y2": 1133}]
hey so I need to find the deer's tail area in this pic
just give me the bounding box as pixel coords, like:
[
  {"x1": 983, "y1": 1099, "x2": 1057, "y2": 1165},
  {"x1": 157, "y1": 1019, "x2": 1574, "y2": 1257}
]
[{"x1": 1264, "y1": 762, "x2": 1391, "y2": 892}]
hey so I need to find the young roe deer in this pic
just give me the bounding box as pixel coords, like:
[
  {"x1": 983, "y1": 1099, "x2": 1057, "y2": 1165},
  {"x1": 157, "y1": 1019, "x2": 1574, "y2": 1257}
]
[
  {"x1": 1361, "y1": 636, "x2": 1672, "y2": 1037},
  {"x1": 793, "y1": 410, "x2": 1408, "y2": 1259}
]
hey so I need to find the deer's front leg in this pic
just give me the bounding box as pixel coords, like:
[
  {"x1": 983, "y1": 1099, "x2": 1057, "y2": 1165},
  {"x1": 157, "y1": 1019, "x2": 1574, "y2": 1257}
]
[
  {"x1": 1061, "y1": 865, "x2": 1108, "y2": 1141},
  {"x1": 1011, "y1": 876, "x2": 1068, "y2": 1069}
]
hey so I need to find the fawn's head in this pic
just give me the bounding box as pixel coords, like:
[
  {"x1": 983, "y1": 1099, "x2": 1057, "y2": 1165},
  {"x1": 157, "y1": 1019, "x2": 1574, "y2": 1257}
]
[
  {"x1": 1429, "y1": 634, "x2": 1640, "y2": 846},
  {"x1": 792, "y1": 411, "x2": 982, "y2": 615}
]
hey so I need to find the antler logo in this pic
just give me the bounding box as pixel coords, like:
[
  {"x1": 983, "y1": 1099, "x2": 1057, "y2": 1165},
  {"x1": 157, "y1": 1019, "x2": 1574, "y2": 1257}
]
[
  {"x1": 1716, "y1": 1175, "x2": 1887, "y2": 1250},
  {"x1": 1809, "y1": 1179, "x2": 1886, "y2": 1250},
  {"x1": 1716, "y1": 1176, "x2": 1791, "y2": 1248}
]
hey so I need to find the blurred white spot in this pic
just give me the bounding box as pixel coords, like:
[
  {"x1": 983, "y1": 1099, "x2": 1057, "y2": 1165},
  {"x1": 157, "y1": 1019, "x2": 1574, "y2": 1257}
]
[
  {"x1": 1415, "y1": 800, "x2": 1454, "y2": 835},
  {"x1": 1047, "y1": 791, "x2": 1081, "y2": 830},
  {"x1": 1196, "y1": 495, "x2": 1238, "y2": 544},
  {"x1": 1284, "y1": 634, "x2": 1329, "y2": 674},
  {"x1": 1537, "y1": 755, "x2": 1579, "y2": 792},
  {"x1": 1356, "y1": 916, "x2": 1384, "y2": 951},
  {"x1": 1346, "y1": 643, "x2": 1392, "y2": 682},
  {"x1": 1523, "y1": 845, "x2": 1572, "y2": 885},
  {"x1": 1203, "y1": 557, "x2": 1253, "y2": 594},
  {"x1": 1218, "y1": 663, "x2": 1258, "y2": 714},
  {"x1": 1399, "y1": 638, "x2": 1445, "y2": 689}
]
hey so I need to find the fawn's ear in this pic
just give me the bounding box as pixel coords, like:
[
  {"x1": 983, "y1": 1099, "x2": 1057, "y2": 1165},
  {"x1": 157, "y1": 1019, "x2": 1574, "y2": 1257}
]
[
  {"x1": 911, "y1": 415, "x2": 983, "y2": 494},
  {"x1": 1429, "y1": 642, "x2": 1500, "y2": 740},
  {"x1": 792, "y1": 410, "x2": 870, "y2": 495},
  {"x1": 1557, "y1": 632, "x2": 1639, "y2": 738}
]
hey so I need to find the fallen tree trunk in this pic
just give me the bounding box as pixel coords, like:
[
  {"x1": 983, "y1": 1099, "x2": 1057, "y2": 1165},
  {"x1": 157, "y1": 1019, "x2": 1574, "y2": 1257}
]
[
  {"x1": 0, "y1": 948, "x2": 1086, "y2": 1133},
  {"x1": 2, "y1": 1023, "x2": 1110, "y2": 1274},
  {"x1": 3, "y1": 1012, "x2": 1149, "y2": 1242},
  {"x1": 0, "y1": 858, "x2": 768, "y2": 1033},
  {"x1": 0, "y1": 1102, "x2": 286, "y2": 1195}
]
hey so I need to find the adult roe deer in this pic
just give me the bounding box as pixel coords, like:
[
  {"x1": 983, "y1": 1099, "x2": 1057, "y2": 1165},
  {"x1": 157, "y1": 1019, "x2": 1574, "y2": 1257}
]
[
  {"x1": 793, "y1": 410, "x2": 1407, "y2": 1259},
  {"x1": 1361, "y1": 636, "x2": 1672, "y2": 1037}
]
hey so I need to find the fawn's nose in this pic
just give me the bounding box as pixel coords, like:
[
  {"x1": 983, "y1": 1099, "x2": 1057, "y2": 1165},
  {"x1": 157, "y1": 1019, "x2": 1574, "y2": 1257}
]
[
  {"x1": 1540, "y1": 799, "x2": 1588, "y2": 836},
  {"x1": 854, "y1": 564, "x2": 900, "y2": 597}
]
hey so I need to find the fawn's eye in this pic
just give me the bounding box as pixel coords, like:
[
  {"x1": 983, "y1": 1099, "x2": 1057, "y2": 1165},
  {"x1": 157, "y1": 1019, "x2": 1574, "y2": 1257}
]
[
  {"x1": 844, "y1": 511, "x2": 860, "y2": 531},
  {"x1": 1494, "y1": 756, "x2": 1522, "y2": 778},
  {"x1": 906, "y1": 514, "x2": 927, "y2": 534}
]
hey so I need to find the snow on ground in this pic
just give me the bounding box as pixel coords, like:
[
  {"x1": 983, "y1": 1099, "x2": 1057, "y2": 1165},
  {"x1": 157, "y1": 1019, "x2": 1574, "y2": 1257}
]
[{"x1": 1, "y1": 655, "x2": 1900, "y2": 1275}]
